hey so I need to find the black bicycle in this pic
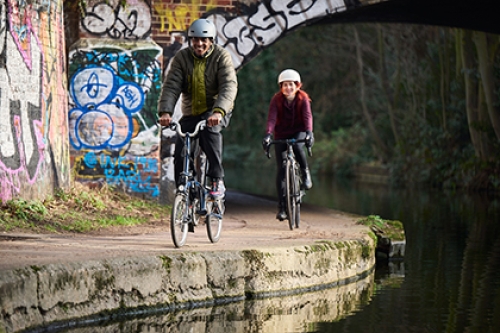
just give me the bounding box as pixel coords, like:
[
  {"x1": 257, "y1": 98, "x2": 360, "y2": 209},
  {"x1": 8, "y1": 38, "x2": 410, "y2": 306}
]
[
  {"x1": 167, "y1": 120, "x2": 224, "y2": 247},
  {"x1": 266, "y1": 139, "x2": 312, "y2": 230}
]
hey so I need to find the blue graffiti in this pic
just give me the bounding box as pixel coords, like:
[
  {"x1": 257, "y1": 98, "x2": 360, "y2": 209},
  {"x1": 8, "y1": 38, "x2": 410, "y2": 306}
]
[
  {"x1": 69, "y1": 65, "x2": 145, "y2": 150},
  {"x1": 83, "y1": 151, "x2": 159, "y2": 197},
  {"x1": 81, "y1": 72, "x2": 108, "y2": 99}
]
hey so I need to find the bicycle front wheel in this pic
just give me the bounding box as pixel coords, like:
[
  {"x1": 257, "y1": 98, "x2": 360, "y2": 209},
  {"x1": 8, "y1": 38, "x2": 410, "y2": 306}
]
[
  {"x1": 171, "y1": 195, "x2": 189, "y2": 248},
  {"x1": 206, "y1": 200, "x2": 223, "y2": 243},
  {"x1": 285, "y1": 159, "x2": 297, "y2": 230}
]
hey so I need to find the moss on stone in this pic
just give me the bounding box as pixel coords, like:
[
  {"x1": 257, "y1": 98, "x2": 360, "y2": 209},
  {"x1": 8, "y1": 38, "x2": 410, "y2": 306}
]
[
  {"x1": 94, "y1": 271, "x2": 115, "y2": 290},
  {"x1": 160, "y1": 256, "x2": 172, "y2": 273}
]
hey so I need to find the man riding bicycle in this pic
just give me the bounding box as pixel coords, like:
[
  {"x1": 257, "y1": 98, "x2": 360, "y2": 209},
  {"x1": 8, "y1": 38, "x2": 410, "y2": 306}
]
[
  {"x1": 262, "y1": 69, "x2": 314, "y2": 221},
  {"x1": 158, "y1": 18, "x2": 238, "y2": 200}
]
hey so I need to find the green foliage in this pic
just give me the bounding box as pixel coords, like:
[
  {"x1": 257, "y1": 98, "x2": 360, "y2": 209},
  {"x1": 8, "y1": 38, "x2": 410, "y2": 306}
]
[
  {"x1": 231, "y1": 22, "x2": 500, "y2": 191},
  {"x1": 311, "y1": 124, "x2": 374, "y2": 177},
  {"x1": 228, "y1": 49, "x2": 278, "y2": 147},
  {"x1": 2, "y1": 199, "x2": 47, "y2": 222}
]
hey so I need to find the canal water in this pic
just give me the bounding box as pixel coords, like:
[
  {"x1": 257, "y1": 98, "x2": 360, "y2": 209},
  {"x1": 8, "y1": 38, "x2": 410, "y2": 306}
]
[{"x1": 44, "y1": 168, "x2": 500, "y2": 333}]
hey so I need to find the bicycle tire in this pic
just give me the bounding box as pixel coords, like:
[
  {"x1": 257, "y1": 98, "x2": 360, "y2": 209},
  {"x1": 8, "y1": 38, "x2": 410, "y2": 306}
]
[
  {"x1": 206, "y1": 200, "x2": 223, "y2": 243},
  {"x1": 285, "y1": 159, "x2": 296, "y2": 230},
  {"x1": 171, "y1": 194, "x2": 189, "y2": 248},
  {"x1": 295, "y1": 203, "x2": 301, "y2": 228},
  {"x1": 293, "y1": 164, "x2": 302, "y2": 228}
]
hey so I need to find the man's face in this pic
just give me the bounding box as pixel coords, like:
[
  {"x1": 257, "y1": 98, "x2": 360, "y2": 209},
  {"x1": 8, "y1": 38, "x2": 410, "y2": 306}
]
[{"x1": 191, "y1": 37, "x2": 213, "y2": 57}]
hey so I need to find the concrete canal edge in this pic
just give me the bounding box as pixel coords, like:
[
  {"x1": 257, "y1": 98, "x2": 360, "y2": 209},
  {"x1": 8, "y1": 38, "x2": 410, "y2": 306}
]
[{"x1": 0, "y1": 238, "x2": 375, "y2": 333}]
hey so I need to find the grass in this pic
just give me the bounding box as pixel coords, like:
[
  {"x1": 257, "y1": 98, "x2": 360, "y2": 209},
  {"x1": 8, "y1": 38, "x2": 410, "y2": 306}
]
[
  {"x1": 357, "y1": 215, "x2": 405, "y2": 241},
  {"x1": 0, "y1": 183, "x2": 171, "y2": 234}
]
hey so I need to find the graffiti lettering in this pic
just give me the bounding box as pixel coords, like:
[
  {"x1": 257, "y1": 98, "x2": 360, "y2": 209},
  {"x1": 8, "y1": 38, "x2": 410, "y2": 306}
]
[
  {"x1": 81, "y1": 0, "x2": 152, "y2": 40},
  {"x1": 80, "y1": 151, "x2": 159, "y2": 197},
  {"x1": 208, "y1": 0, "x2": 347, "y2": 69},
  {"x1": 154, "y1": 0, "x2": 218, "y2": 32}
]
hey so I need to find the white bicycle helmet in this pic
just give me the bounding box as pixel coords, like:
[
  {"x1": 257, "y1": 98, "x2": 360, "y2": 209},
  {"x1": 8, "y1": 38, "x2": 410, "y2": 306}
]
[
  {"x1": 188, "y1": 19, "x2": 216, "y2": 39},
  {"x1": 278, "y1": 69, "x2": 301, "y2": 84}
]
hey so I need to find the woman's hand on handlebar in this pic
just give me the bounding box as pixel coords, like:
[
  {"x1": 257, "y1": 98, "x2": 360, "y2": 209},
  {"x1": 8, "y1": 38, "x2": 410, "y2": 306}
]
[{"x1": 159, "y1": 113, "x2": 172, "y2": 127}]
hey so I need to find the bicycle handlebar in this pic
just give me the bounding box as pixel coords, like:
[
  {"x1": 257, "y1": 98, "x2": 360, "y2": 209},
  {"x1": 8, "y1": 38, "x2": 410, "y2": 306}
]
[
  {"x1": 265, "y1": 138, "x2": 312, "y2": 159},
  {"x1": 166, "y1": 120, "x2": 207, "y2": 138}
]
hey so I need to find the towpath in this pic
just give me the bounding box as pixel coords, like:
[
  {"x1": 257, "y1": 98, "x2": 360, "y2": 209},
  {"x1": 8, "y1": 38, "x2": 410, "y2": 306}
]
[{"x1": 0, "y1": 190, "x2": 369, "y2": 271}]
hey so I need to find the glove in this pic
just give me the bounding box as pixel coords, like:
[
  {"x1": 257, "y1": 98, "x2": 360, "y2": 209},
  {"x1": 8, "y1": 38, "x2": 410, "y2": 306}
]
[
  {"x1": 262, "y1": 134, "x2": 272, "y2": 151},
  {"x1": 305, "y1": 131, "x2": 314, "y2": 148}
]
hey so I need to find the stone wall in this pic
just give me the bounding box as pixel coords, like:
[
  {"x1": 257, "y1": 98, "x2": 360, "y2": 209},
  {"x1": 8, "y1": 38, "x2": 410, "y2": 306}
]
[{"x1": 0, "y1": 239, "x2": 375, "y2": 333}]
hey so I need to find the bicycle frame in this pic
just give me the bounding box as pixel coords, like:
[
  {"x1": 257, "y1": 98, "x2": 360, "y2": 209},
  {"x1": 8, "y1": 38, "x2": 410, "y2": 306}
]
[
  {"x1": 266, "y1": 138, "x2": 311, "y2": 230},
  {"x1": 172, "y1": 120, "x2": 208, "y2": 214},
  {"x1": 167, "y1": 119, "x2": 224, "y2": 247}
]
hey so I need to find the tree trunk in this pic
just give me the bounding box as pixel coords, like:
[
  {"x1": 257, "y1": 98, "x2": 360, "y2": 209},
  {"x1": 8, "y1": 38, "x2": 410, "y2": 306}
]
[
  {"x1": 459, "y1": 29, "x2": 492, "y2": 160},
  {"x1": 353, "y1": 26, "x2": 390, "y2": 161},
  {"x1": 438, "y1": 30, "x2": 450, "y2": 132},
  {"x1": 473, "y1": 31, "x2": 500, "y2": 143},
  {"x1": 377, "y1": 24, "x2": 400, "y2": 145}
]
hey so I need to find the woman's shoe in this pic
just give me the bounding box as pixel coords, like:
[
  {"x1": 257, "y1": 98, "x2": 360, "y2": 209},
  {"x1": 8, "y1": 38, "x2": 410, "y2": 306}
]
[{"x1": 302, "y1": 168, "x2": 312, "y2": 190}]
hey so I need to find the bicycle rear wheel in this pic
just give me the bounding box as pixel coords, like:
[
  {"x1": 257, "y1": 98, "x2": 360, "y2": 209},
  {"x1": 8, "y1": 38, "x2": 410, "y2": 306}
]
[
  {"x1": 293, "y1": 164, "x2": 302, "y2": 228},
  {"x1": 285, "y1": 160, "x2": 296, "y2": 230},
  {"x1": 171, "y1": 194, "x2": 189, "y2": 247},
  {"x1": 206, "y1": 200, "x2": 223, "y2": 243}
]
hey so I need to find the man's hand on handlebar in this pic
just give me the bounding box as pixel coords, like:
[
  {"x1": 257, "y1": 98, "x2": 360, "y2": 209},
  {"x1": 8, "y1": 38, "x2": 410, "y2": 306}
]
[
  {"x1": 159, "y1": 113, "x2": 172, "y2": 127},
  {"x1": 207, "y1": 112, "x2": 222, "y2": 127}
]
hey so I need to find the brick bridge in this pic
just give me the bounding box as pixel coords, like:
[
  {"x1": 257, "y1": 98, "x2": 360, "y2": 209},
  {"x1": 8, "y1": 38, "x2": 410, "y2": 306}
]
[{"x1": 0, "y1": 0, "x2": 498, "y2": 203}]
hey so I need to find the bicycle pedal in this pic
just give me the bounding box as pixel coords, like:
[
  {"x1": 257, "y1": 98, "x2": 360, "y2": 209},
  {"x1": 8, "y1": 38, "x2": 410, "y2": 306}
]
[{"x1": 197, "y1": 209, "x2": 208, "y2": 215}]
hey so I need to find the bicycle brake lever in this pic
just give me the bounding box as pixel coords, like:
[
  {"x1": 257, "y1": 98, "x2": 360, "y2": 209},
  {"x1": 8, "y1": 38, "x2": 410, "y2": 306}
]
[{"x1": 307, "y1": 147, "x2": 312, "y2": 157}]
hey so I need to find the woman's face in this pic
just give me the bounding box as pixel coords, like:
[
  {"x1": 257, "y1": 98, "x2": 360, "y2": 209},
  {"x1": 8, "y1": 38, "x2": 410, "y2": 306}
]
[{"x1": 281, "y1": 81, "x2": 299, "y2": 99}]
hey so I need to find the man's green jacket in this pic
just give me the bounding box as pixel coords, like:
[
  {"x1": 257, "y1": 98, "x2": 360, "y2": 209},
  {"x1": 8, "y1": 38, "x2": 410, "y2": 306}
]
[{"x1": 158, "y1": 44, "x2": 238, "y2": 118}]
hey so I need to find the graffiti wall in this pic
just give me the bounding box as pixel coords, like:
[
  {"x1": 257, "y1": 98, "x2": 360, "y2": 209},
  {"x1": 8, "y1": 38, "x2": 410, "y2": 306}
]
[
  {"x1": 0, "y1": 0, "x2": 69, "y2": 203},
  {"x1": 68, "y1": 0, "x2": 162, "y2": 198},
  {"x1": 67, "y1": 39, "x2": 162, "y2": 198}
]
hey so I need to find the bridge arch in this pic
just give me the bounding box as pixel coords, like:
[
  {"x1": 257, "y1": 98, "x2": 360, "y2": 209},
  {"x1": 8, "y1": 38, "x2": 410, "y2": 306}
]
[{"x1": 64, "y1": 0, "x2": 500, "y2": 202}]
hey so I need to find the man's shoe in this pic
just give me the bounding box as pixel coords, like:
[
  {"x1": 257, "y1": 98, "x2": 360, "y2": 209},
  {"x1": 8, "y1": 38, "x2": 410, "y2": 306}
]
[
  {"x1": 209, "y1": 179, "x2": 226, "y2": 200},
  {"x1": 276, "y1": 209, "x2": 287, "y2": 221},
  {"x1": 302, "y1": 168, "x2": 312, "y2": 190},
  {"x1": 276, "y1": 203, "x2": 287, "y2": 221}
]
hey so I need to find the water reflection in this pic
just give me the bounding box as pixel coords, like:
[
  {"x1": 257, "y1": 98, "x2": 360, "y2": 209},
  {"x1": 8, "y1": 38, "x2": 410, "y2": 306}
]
[
  {"x1": 227, "y1": 169, "x2": 500, "y2": 332},
  {"x1": 54, "y1": 273, "x2": 375, "y2": 333}
]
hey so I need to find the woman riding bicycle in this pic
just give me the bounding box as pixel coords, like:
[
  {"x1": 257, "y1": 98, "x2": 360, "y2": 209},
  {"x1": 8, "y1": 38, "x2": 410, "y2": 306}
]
[{"x1": 262, "y1": 69, "x2": 314, "y2": 221}]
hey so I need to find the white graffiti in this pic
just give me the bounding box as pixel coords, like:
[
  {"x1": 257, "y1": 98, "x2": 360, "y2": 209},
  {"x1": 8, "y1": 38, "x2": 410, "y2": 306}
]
[
  {"x1": 209, "y1": 0, "x2": 347, "y2": 69},
  {"x1": 81, "y1": 0, "x2": 151, "y2": 39}
]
